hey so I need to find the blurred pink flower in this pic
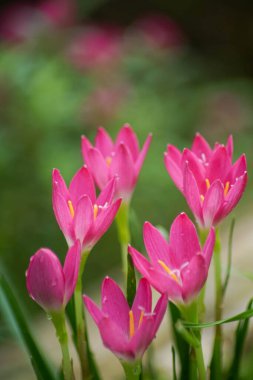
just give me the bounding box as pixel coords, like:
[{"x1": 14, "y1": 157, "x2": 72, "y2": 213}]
[
  {"x1": 135, "y1": 14, "x2": 184, "y2": 50},
  {"x1": 164, "y1": 134, "x2": 247, "y2": 228},
  {"x1": 26, "y1": 240, "x2": 81, "y2": 312},
  {"x1": 83, "y1": 277, "x2": 167, "y2": 361},
  {"x1": 52, "y1": 166, "x2": 121, "y2": 251},
  {"x1": 81, "y1": 124, "x2": 152, "y2": 202},
  {"x1": 129, "y1": 213, "x2": 215, "y2": 303},
  {"x1": 67, "y1": 25, "x2": 122, "y2": 70}
]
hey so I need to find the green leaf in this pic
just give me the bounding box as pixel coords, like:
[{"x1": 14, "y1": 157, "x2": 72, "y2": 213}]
[
  {"x1": 226, "y1": 299, "x2": 253, "y2": 380},
  {"x1": 222, "y1": 218, "x2": 235, "y2": 296},
  {"x1": 0, "y1": 275, "x2": 57, "y2": 380},
  {"x1": 172, "y1": 346, "x2": 178, "y2": 380},
  {"x1": 183, "y1": 307, "x2": 253, "y2": 329},
  {"x1": 169, "y1": 303, "x2": 190, "y2": 380}
]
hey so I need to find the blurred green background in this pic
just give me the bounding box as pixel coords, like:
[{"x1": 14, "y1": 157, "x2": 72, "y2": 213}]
[{"x1": 0, "y1": 0, "x2": 253, "y2": 378}]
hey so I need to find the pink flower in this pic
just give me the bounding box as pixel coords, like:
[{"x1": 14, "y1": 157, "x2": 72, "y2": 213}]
[
  {"x1": 164, "y1": 134, "x2": 247, "y2": 228},
  {"x1": 26, "y1": 240, "x2": 81, "y2": 312},
  {"x1": 81, "y1": 124, "x2": 152, "y2": 202},
  {"x1": 129, "y1": 213, "x2": 215, "y2": 303},
  {"x1": 83, "y1": 277, "x2": 167, "y2": 361},
  {"x1": 52, "y1": 166, "x2": 121, "y2": 251}
]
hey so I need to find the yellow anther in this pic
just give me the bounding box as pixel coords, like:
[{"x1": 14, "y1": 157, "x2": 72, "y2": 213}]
[
  {"x1": 138, "y1": 310, "x2": 145, "y2": 328},
  {"x1": 129, "y1": 310, "x2": 135, "y2": 338},
  {"x1": 200, "y1": 194, "x2": 205, "y2": 203},
  {"x1": 224, "y1": 181, "x2": 230, "y2": 196},
  {"x1": 68, "y1": 200, "x2": 75, "y2": 218},
  {"x1": 158, "y1": 260, "x2": 180, "y2": 284},
  {"x1": 205, "y1": 178, "x2": 211, "y2": 189},
  {"x1": 105, "y1": 156, "x2": 112, "y2": 167},
  {"x1": 93, "y1": 204, "x2": 99, "y2": 220}
]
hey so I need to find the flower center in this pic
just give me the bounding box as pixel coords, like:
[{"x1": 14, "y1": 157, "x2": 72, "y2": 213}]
[
  {"x1": 158, "y1": 260, "x2": 180, "y2": 283},
  {"x1": 224, "y1": 181, "x2": 230, "y2": 196},
  {"x1": 129, "y1": 309, "x2": 145, "y2": 338},
  {"x1": 68, "y1": 200, "x2": 75, "y2": 218},
  {"x1": 93, "y1": 204, "x2": 99, "y2": 220},
  {"x1": 105, "y1": 156, "x2": 112, "y2": 167}
]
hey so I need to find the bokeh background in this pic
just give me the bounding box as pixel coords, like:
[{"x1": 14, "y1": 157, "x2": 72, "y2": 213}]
[{"x1": 1, "y1": 0, "x2": 253, "y2": 379}]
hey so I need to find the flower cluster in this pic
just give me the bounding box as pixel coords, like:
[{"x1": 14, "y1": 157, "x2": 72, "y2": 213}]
[{"x1": 25, "y1": 125, "x2": 247, "y2": 379}]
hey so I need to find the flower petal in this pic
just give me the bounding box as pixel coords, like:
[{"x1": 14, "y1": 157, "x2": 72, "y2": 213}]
[
  {"x1": 52, "y1": 190, "x2": 74, "y2": 246},
  {"x1": 151, "y1": 293, "x2": 168, "y2": 339},
  {"x1": 183, "y1": 164, "x2": 203, "y2": 226},
  {"x1": 96, "y1": 177, "x2": 117, "y2": 206},
  {"x1": 95, "y1": 127, "x2": 114, "y2": 158},
  {"x1": 220, "y1": 172, "x2": 247, "y2": 220},
  {"x1": 226, "y1": 135, "x2": 233, "y2": 162},
  {"x1": 83, "y1": 295, "x2": 104, "y2": 325},
  {"x1": 132, "y1": 278, "x2": 152, "y2": 327},
  {"x1": 128, "y1": 315, "x2": 154, "y2": 359},
  {"x1": 74, "y1": 195, "x2": 93, "y2": 246},
  {"x1": 143, "y1": 222, "x2": 176, "y2": 269},
  {"x1": 101, "y1": 277, "x2": 129, "y2": 334},
  {"x1": 202, "y1": 180, "x2": 224, "y2": 227},
  {"x1": 181, "y1": 255, "x2": 207, "y2": 302},
  {"x1": 135, "y1": 133, "x2": 152, "y2": 177},
  {"x1": 191, "y1": 133, "x2": 212, "y2": 161},
  {"x1": 207, "y1": 145, "x2": 230, "y2": 183},
  {"x1": 81, "y1": 135, "x2": 93, "y2": 164},
  {"x1": 202, "y1": 227, "x2": 215, "y2": 268},
  {"x1": 116, "y1": 124, "x2": 140, "y2": 161},
  {"x1": 182, "y1": 148, "x2": 205, "y2": 194},
  {"x1": 169, "y1": 213, "x2": 201, "y2": 265},
  {"x1": 110, "y1": 143, "x2": 135, "y2": 197},
  {"x1": 86, "y1": 147, "x2": 110, "y2": 189},
  {"x1": 26, "y1": 248, "x2": 65, "y2": 311},
  {"x1": 52, "y1": 169, "x2": 69, "y2": 201},
  {"x1": 63, "y1": 241, "x2": 81, "y2": 303},
  {"x1": 164, "y1": 145, "x2": 183, "y2": 191},
  {"x1": 69, "y1": 166, "x2": 96, "y2": 206},
  {"x1": 227, "y1": 154, "x2": 247, "y2": 184}
]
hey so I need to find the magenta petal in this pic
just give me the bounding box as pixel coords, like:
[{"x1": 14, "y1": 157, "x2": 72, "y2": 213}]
[
  {"x1": 96, "y1": 177, "x2": 116, "y2": 206},
  {"x1": 110, "y1": 143, "x2": 135, "y2": 196},
  {"x1": 52, "y1": 169, "x2": 69, "y2": 201},
  {"x1": 90, "y1": 199, "x2": 121, "y2": 247},
  {"x1": 52, "y1": 190, "x2": 74, "y2": 246},
  {"x1": 26, "y1": 248, "x2": 65, "y2": 311},
  {"x1": 169, "y1": 213, "x2": 201, "y2": 264},
  {"x1": 116, "y1": 124, "x2": 140, "y2": 161},
  {"x1": 63, "y1": 241, "x2": 81, "y2": 304},
  {"x1": 164, "y1": 145, "x2": 183, "y2": 192},
  {"x1": 202, "y1": 180, "x2": 224, "y2": 227},
  {"x1": 183, "y1": 164, "x2": 203, "y2": 226},
  {"x1": 226, "y1": 135, "x2": 234, "y2": 161},
  {"x1": 98, "y1": 317, "x2": 132, "y2": 360},
  {"x1": 101, "y1": 277, "x2": 129, "y2": 334},
  {"x1": 182, "y1": 148, "x2": 205, "y2": 193},
  {"x1": 83, "y1": 295, "x2": 104, "y2": 325},
  {"x1": 191, "y1": 132, "x2": 212, "y2": 160},
  {"x1": 81, "y1": 135, "x2": 93, "y2": 164},
  {"x1": 143, "y1": 222, "x2": 176, "y2": 269},
  {"x1": 227, "y1": 154, "x2": 247, "y2": 184},
  {"x1": 207, "y1": 146, "x2": 230, "y2": 183},
  {"x1": 202, "y1": 227, "x2": 215, "y2": 268},
  {"x1": 151, "y1": 293, "x2": 168, "y2": 339},
  {"x1": 135, "y1": 133, "x2": 152, "y2": 177},
  {"x1": 221, "y1": 172, "x2": 247, "y2": 219},
  {"x1": 128, "y1": 246, "x2": 182, "y2": 298},
  {"x1": 95, "y1": 127, "x2": 114, "y2": 158},
  {"x1": 74, "y1": 195, "x2": 93, "y2": 245},
  {"x1": 181, "y1": 255, "x2": 207, "y2": 302},
  {"x1": 129, "y1": 316, "x2": 154, "y2": 359},
  {"x1": 69, "y1": 166, "x2": 96, "y2": 206},
  {"x1": 86, "y1": 148, "x2": 109, "y2": 189},
  {"x1": 132, "y1": 279, "x2": 152, "y2": 327}
]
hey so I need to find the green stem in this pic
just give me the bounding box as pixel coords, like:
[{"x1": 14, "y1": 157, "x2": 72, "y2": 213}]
[
  {"x1": 121, "y1": 361, "x2": 142, "y2": 380},
  {"x1": 210, "y1": 229, "x2": 222, "y2": 380},
  {"x1": 74, "y1": 252, "x2": 90, "y2": 380},
  {"x1": 51, "y1": 311, "x2": 75, "y2": 380},
  {"x1": 116, "y1": 202, "x2": 136, "y2": 306}
]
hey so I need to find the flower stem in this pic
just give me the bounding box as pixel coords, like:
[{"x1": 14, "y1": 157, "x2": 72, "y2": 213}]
[
  {"x1": 116, "y1": 202, "x2": 136, "y2": 306},
  {"x1": 210, "y1": 229, "x2": 222, "y2": 380},
  {"x1": 51, "y1": 311, "x2": 75, "y2": 380},
  {"x1": 121, "y1": 361, "x2": 142, "y2": 380}
]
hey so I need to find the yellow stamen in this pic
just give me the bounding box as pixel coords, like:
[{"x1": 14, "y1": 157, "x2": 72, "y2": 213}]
[
  {"x1": 68, "y1": 200, "x2": 75, "y2": 218},
  {"x1": 158, "y1": 260, "x2": 179, "y2": 283},
  {"x1": 200, "y1": 194, "x2": 205, "y2": 203},
  {"x1": 93, "y1": 204, "x2": 98, "y2": 220},
  {"x1": 205, "y1": 178, "x2": 211, "y2": 189},
  {"x1": 224, "y1": 181, "x2": 230, "y2": 196},
  {"x1": 129, "y1": 310, "x2": 135, "y2": 338},
  {"x1": 105, "y1": 156, "x2": 112, "y2": 167},
  {"x1": 138, "y1": 310, "x2": 145, "y2": 328}
]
